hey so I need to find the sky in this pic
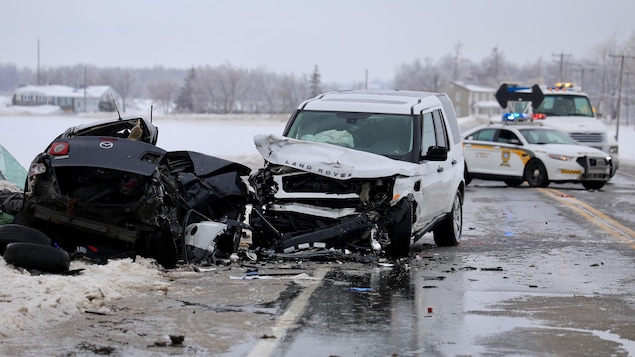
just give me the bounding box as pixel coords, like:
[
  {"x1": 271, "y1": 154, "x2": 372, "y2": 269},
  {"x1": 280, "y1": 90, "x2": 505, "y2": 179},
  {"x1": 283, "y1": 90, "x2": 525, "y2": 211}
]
[{"x1": 2, "y1": 0, "x2": 635, "y2": 84}]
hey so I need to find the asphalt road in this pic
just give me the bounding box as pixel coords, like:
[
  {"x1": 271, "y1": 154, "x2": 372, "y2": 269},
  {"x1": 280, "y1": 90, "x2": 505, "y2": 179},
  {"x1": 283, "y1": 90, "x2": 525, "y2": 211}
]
[{"x1": 1, "y1": 164, "x2": 634, "y2": 357}]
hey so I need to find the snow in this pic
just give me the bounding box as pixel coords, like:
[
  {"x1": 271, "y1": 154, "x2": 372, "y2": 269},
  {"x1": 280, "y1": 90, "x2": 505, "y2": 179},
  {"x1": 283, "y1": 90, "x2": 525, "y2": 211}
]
[{"x1": 0, "y1": 101, "x2": 634, "y2": 342}]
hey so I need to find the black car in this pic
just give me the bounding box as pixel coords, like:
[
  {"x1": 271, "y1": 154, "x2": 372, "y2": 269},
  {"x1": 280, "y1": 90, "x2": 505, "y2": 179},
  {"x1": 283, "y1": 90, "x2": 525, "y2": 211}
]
[{"x1": 20, "y1": 116, "x2": 251, "y2": 268}]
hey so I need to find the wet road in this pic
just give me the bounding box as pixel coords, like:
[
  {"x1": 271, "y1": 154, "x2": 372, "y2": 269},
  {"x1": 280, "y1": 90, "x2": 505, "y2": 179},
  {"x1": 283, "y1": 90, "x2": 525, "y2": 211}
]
[
  {"x1": 264, "y1": 163, "x2": 635, "y2": 357},
  {"x1": 2, "y1": 165, "x2": 634, "y2": 357}
]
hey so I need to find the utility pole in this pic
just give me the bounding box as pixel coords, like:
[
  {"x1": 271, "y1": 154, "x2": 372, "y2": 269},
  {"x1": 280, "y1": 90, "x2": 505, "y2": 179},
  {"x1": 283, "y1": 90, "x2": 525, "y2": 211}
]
[
  {"x1": 625, "y1": 72, "x2": 633, "y2": 127},
  {"x1": 609, "y1": 53, "x2": 635, "y2": 140},
  {"x1": 552, "y1": 52, "x2": 572, "y2": 83},
  {"x1": 83, "y1": 65, "x2": 87, "y2": 113},
  {"x1": 572, "y1": 65, "x2": 595, "y2": 92},
  {"x1": 37, "y1": 37, "x2": 40, "y2": 85}
]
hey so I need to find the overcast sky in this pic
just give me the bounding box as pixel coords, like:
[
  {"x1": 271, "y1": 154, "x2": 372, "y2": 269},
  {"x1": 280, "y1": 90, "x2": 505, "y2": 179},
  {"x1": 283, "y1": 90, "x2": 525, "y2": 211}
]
[{"x1": 2, "y1": 0, "x2": 634, "y2": 84}]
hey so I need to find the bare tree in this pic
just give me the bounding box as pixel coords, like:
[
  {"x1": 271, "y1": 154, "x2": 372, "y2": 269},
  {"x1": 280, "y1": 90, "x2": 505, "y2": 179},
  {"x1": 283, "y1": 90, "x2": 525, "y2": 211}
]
[
  {"x1": 99, "y1": 68, "x2": 138, "y2": 112},
  {"x1": 147, "y1": 78, "x2": 179, "y2": 113}
]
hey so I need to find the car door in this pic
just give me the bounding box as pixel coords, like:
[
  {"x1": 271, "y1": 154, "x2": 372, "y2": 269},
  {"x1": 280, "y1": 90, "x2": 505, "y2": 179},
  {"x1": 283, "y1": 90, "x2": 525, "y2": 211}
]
[
  {"x1": 488, "y1": 128, "x2": 526, "y2": 177},
  {"x1": 463, "y1": 128, "x2": 498, "y2": 174},
  {"x1": 415, "y1": 110, "x2": 452, "y2": 225}
]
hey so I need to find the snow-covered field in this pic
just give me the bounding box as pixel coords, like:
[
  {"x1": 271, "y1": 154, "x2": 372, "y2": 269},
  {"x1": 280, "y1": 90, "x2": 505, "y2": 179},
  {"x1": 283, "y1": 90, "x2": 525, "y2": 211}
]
[{"x1": 0, "y1": 99, "x2": 634, "y2": 343}]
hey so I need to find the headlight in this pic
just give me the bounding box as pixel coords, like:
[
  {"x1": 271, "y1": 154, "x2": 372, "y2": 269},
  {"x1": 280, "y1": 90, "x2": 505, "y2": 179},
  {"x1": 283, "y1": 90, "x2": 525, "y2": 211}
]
[
  {"x1": 548, "y1": 154, "x2": 576, "y2": 161},
  {"x1": 609, "y1": 146, "x2": 618, "y2": 154}
]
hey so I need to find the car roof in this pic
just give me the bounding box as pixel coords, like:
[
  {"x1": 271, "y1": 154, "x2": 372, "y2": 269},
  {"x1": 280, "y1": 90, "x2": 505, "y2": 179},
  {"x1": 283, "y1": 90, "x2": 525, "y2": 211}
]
[{"x1": 298, "y1": 90, "x2": 446, "y2": 115}]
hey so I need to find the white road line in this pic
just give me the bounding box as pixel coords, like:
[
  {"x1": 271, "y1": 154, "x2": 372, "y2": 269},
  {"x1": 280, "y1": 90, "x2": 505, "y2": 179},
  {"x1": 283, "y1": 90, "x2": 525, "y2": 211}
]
[{"x1": 246, "y1": 267, "x2": 329, "y2": 357}]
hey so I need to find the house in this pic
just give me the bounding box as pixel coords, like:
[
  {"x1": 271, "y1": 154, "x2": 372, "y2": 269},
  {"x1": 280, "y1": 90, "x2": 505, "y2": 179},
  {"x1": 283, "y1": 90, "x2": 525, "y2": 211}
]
[
  {"x1": 444, "y1": 81, "x2": 502, "y2": 119},
  {"x1": 12, "y1": 85, "x2": 120, "y2": 112}
]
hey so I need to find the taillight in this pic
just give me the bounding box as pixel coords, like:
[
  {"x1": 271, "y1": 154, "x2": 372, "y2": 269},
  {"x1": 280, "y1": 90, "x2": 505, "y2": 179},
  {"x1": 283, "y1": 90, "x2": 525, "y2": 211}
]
[
  {"x1": 48, "y1": 142, "x2": 69, "y2": 155},
  {"x1": 532, "y1": 113, "x2": 546, "y2": 120}
]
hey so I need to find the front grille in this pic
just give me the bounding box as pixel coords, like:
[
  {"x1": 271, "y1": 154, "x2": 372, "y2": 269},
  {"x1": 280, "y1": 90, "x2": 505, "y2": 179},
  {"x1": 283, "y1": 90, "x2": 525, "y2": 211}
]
[{"x1": 569, "y1": 132, "x2": 604, "y2": 143}]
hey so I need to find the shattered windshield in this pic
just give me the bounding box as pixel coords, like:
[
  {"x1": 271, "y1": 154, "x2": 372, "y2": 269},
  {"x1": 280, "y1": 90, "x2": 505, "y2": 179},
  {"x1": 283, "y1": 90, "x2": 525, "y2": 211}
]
[
  {"x1": 534, "y1": 95, "x2": 594, "y2": 117},
  {"x1": 519, "y1": 128, "x2": 578, "y2": 145},
  {"x1": 285, "y1": 111, "x2": 414, "y2": 157}
]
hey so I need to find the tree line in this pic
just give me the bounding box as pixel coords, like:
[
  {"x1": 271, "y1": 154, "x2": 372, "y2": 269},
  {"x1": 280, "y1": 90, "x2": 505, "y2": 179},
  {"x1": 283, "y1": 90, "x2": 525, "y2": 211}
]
[{"x1": 1, "y1": 33, "x2": 634, "y2": 117}]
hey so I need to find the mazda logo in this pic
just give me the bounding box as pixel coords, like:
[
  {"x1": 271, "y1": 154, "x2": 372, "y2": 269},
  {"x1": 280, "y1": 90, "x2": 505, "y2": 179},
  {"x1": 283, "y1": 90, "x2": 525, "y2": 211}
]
[{"x1": 99, "y1": 141, "x2": 114, "y2": 149}]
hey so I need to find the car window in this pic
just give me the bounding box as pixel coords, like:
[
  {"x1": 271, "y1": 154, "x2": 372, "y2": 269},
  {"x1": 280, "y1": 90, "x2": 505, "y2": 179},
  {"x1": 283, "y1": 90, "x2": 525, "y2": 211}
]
[
  {"x1": 534, "y1": 95, "x2": 594, "y2": 117},
  {"x1": 465, "y1": 128, "x2": 496, "y2": 142},
  {"x1": 286, "y1": 110, "x2": 413, "y2": 157},
  {"x1": 422, "y1": 110, "x2": 449, "y2": 154},
  {"x1": 496, "y1": 129, "x2": 520, "y2": 144}
]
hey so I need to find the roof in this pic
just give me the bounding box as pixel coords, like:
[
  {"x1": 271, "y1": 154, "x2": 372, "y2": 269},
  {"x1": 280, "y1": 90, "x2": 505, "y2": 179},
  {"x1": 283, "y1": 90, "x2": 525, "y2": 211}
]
[
  {"x1": 453, "y1": 81, "x2": 496, "y2": 93},
  {"x1": 14, "y1": 85, "x2": 117, "y2": 99},
  {"x1": 300, "y1": 90, "x2": 446, "y2": 115}
]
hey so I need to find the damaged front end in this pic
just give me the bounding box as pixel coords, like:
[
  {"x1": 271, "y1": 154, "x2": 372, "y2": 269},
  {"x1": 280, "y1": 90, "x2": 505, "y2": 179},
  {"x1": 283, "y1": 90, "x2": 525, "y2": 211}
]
[
  {"x1": 22, "y1": 124, "x2": 251, "y2": 268},
  {"x1": 249, "y1": 134, "x2": 415, "y2": 256}
]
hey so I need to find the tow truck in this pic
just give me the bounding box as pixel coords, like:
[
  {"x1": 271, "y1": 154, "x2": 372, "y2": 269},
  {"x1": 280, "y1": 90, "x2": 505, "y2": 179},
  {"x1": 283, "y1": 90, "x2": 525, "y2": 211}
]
[{"x1": 495, "y1": 82, "x2": 619, "y2": 175}]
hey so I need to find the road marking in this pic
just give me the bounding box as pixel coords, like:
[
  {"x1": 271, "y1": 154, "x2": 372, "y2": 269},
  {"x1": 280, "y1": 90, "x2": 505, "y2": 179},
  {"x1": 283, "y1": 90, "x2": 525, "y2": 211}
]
[
  {"x1": 538, "y1": 188, "x2": 635, "y2": 249},
  {"x1": 246, "y1": 267, "x2": 329, "y2": 357}
]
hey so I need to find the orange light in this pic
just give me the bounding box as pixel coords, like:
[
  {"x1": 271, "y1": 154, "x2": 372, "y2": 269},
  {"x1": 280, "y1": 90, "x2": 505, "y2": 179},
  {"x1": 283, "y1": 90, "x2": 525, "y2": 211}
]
[{"x1": 392, "y1": 194, "x2": 400, "y2": 201}]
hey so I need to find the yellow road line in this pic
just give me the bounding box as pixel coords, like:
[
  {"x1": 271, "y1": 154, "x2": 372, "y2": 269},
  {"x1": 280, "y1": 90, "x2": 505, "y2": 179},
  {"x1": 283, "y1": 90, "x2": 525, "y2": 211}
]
[{"x1": 537, "y1": 188, "x2": 635, "y2": 249}]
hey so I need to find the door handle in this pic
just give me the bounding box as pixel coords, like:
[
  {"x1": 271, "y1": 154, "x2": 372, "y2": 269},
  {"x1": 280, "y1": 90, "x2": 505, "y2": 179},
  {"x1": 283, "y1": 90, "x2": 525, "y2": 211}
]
[
  {"x1": 437, "y1": 166, "x2": 444, "y2": 172},
  {"x1": 451, "y1": 159, "x2": 457, "y2": 165}
]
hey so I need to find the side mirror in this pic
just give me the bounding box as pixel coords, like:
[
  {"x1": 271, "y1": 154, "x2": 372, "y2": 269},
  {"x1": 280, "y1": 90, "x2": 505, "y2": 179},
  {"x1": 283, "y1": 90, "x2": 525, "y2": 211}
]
[{"x1": 424, "y1": 146, "x2": 448, "y2": 161}]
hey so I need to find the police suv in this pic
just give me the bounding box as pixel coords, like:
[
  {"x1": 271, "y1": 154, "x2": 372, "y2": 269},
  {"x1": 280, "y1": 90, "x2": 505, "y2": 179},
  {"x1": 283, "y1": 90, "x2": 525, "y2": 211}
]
[{"x1": 496, "y1": 83, "x2": 619, "y2": 175}]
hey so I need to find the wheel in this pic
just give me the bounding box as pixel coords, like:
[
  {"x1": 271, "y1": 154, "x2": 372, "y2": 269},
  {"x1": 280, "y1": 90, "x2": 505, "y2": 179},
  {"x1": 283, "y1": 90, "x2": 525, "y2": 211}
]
[
  {"x1": 504, "y1": 179, "x2": 523, "y2": 187},
  {"x1": 0, "y1": 224, "x2": 52, "y2": 255},
  {"x1": 386, "y1": 202, "x2": 412, "y2": 258},
  {"x1": 433, "y1": 191, "x2": 462, "y2": 247},
  {"x1": 582, "y1": 181, "x2": 606, "y2": 190},
  {"x1": 524, "y1": 160, "x2": 549, "y2": 187},
  {"x1": 3, "y1": 242, "x2": 70, "y2": 273}
]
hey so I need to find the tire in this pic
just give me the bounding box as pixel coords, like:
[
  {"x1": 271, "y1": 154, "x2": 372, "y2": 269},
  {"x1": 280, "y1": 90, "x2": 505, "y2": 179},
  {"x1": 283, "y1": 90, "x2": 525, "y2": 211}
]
[
  {"x1": 3, "y1": 242, "x2": 70, "y2": 273},
  {"x1": 433, "y1": 191, "x2": 463, "y2": 247},
  {"x1": 504, "y1": 179, "x2": 523, "y2": 187},
  {"x1": 524, "y1": 160, "x2": 549, "y2": 187},
  {"x1": 582, "y1": 181, "x2": 606, "y2": 190},
  {"x1": 386, "y1": 202, "x2": 412, "y2": 258},
  {"x1": 0, "y1": 224, "x2": 52, "y2": 255}
]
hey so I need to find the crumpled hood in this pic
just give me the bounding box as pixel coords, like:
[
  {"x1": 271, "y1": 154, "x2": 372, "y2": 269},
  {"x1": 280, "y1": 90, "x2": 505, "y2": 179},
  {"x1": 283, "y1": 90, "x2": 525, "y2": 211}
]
[
  {"x1": 254, "y1": 134, "x2": 422, "y2": 179},
  {"x1": 538, "y1": 144, "x2": 611, "y2": 158}
]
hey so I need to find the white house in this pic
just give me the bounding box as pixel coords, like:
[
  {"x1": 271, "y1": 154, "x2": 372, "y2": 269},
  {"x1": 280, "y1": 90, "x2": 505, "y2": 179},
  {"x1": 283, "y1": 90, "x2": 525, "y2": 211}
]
[
  {"x1": 12, "y1": 85, "x2": 120, "y2": 112},
  {"x1": 444, "y1": 81, "x2": 502, "y2": 120}
]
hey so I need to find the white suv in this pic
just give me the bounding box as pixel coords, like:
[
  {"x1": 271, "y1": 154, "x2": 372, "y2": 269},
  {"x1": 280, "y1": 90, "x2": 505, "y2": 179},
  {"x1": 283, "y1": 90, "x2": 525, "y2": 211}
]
[{"x1": 249, "y1": 90, "x2": 465, "y2": 258}]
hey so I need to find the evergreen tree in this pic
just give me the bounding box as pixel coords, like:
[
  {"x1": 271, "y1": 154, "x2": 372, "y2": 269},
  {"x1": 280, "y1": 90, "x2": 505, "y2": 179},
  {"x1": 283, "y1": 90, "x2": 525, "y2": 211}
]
[
  {"x1": 175, "y1": 67, "x2": 196, "y2": 112},
  {"x1": 310, "y1": 65, "x2": 322, "y2": 97}
]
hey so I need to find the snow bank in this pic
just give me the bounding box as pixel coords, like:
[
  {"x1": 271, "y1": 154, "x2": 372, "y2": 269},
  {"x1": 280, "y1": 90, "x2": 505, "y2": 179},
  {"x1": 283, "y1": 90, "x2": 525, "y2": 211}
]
[{"x1": 0, "y1": 257, "x2": 170, "y2": 338}]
